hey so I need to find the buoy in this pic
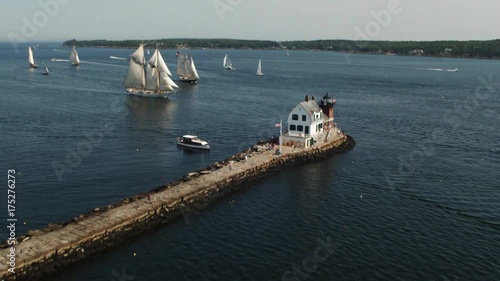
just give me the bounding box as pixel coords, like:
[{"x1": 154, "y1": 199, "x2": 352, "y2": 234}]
[
  {"x1": 360, "y1": 195, "x2": 363, "y2": 198},
  {"x1": 136, "y1": 148, "x2": 139, "y2": 151},
  {"x1": 133, "y1": 252, "x2": 137, "y2": 256}
]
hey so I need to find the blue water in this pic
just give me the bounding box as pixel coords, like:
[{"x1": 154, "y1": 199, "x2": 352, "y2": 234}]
[{"x1": 0, "y1": 43, "x2": 499, "y2": 280}]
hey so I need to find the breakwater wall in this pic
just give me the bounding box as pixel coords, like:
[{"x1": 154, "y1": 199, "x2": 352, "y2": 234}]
[{"x1": 0, "y1": 134, "x2": 355, "y2": 280}]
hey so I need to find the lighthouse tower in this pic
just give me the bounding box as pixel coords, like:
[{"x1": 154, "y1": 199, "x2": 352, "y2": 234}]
[{"x1": 319, "y1": 92, "x2": 336, "y2": 130}]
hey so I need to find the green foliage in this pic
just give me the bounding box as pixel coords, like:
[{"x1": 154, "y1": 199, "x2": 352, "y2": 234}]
[{"x1": 63, "y1": 38, "x2": 500, "y2": 58}]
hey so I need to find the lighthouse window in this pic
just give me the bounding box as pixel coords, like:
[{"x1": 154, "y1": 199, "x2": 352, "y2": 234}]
[
  {"x1": 292, "y1": 114, "x2": 299, "y2": 121},
  {"x1": 290, "y1": 125, "x2": 296, "y2": 131},
  {"x1": 297, "y1": 125, "x2": 303, "y2": 132},
  {"x1": 302, "y1": 115, "x2": 306, "y2": 121}
]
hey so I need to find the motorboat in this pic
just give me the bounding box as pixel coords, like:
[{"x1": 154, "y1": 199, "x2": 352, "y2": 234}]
[{"x1": 176, "y1": 135, "x2": 210, "y2": 150}]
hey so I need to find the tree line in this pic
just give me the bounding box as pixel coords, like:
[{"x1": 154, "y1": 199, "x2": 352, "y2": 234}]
[{"x1": 63, "y1": 38, "x2": 500, "y2": 58}]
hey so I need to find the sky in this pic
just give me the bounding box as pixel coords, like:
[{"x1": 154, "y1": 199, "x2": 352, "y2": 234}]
[{"x1": 1, "y1": 0, "x2": 499, "y2": 42}]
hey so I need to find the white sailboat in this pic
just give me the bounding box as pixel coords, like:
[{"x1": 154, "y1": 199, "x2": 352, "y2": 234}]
[
  {"x1": 28, "y1": 46, "x2": 38, "y2": 68},
  {"x1": 256, "y1": 59, "x2": 263, "y2": 76},
  {"x1": 177, "y1": 52, "x2": 200, "y2": 83},
  {"x1": 223, "y1": 54, "x2": 234, "y2": 70},
  {"x1": 69, "y1": 45, "x2": 80, "y2": 66},
  {"x1": 42, "y1": 66, "x2": 49, "y2": 75},
  {"x1": 123, "y1": 44, "x2": 179, "y2": 98}
]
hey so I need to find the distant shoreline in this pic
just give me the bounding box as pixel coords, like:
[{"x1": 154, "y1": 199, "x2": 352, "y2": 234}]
[{"x1": 63, "y1": 38, "x2": 500, "y2": 60}]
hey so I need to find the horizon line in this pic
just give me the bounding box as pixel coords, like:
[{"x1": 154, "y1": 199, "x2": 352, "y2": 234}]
[{"x1": 1, "y1": 37, "x2": 500, "y2": 44}]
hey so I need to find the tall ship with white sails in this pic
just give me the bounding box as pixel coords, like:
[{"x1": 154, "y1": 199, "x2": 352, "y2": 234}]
[
  {"x1": 176, "y1": 52, "x2": 199, "y2": 83},
  {"x1": 28, "y1": 46, "x2": 38, "y2": 68},
  {"x1": 223, "y1": 54, "x2": 234, "y2": 70},
  {"x1": 69, "y1": 45, "x2": 80, "y2": 66},
  {"x1": 123, "y1": 44, "x2": 179, "y2": 98}
]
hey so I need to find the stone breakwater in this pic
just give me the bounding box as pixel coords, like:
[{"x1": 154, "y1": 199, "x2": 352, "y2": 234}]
[{"x1": 0, "y1": 134, "x2": 355, "y2": 281}]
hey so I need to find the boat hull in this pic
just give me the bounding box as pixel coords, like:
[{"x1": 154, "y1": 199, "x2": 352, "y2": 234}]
[
  {"x1": 30, "y1": 64, "x2": 38, "y2": 69},
  {"x1": 126, "y1": 88, "x2": 173, "y2": 99},
  {"x1": 179, "y1": 78, "x2": 198, "y2": 84},
  {"x1": 176, "y1": 142, "x2": 210, "y2": 150},
  {"x1": 256, "y1": 72, "x2": 263, "y2": 76}
]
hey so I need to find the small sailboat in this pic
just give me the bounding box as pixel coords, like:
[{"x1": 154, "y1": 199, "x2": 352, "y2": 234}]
[
  {"x1": 286, "y1": 50, "x2": 290, "y2": 56},
  {"x1": 69, "y1": 45, "x2": 80, "y2": 66},
  {"x1": 123, "y1": 44, "x2": 179, "y2": 98},
  {"x1": 177, "y1": 52, "x2": 200, "y2": 83},
  {"x1": 42, "y1": 66, "x2": 49, "y2": 75},
  {"x1": 28, "y1": 46, "x2": 38, "y2": 68},
  {"x1": 147, "y1": 49, "x2": 150, "y2": 55},
  {"x1": 223, "y1": 54, "x2": 234, "y2": 70},
  {"x1": 256, "y1": 59, "x2": 263, "y2": 76}
]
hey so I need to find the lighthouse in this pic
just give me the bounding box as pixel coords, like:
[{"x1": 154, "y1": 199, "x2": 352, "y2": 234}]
[{"x1": 319, "y1": 92, "x2": 335, "y2": 130}]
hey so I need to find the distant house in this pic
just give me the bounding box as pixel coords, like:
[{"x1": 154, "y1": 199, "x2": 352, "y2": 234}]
[
  {"x1": 444, "y1": 48, "x2": 453, "y2": 53},
  {"x1": 409, "y1": 49, "x2": 424, "y2": 55},
  {"x1": 282, "y1": 94, "x2": 336, "y2": 148}
]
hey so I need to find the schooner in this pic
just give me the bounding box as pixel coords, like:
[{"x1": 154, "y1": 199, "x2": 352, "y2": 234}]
[
  {"x1": 69, "y1": 45, "x2": 80, "y2": 66},
  {"x1": 28, "y1": 46, "x2": 38, "y2": 68},
  {"x1": 176, "y1": 52, "x2": 199, "y2": 83},
  {"x1": 123, "y1": 44, "x2": 179, "y2": 98}
]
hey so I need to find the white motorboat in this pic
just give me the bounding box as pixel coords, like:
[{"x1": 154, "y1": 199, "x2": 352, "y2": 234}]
[{"x1": 176, "y1": 135, "x2": 210, "y2": 150}]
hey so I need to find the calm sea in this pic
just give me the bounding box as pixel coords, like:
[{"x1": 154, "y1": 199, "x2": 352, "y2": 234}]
[{"x1": 0, "y1": 43, "x2": 499, "y2": 281}]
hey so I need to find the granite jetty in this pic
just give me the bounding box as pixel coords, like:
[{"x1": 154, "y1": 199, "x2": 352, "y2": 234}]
[{"x1": 0, "y1": 132, "x2": 355, "y2": 280}]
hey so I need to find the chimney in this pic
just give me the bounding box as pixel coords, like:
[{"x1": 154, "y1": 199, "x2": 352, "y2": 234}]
[
  {"x1": 305, "y1": 94, "x2": 309, "y2": 102},
  {"x1": 311, "y1": 96, "x2": 315, "y2": 101}
]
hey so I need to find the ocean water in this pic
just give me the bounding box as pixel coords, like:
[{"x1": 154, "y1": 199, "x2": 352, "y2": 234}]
[{"x1": 0, "y1": 43, "x2": 499, "y2": 281}]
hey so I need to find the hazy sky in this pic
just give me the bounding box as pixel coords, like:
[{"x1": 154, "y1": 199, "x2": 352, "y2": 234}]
[{"x1": 1, "y1": 0, "x2": 499, "y2": 42}]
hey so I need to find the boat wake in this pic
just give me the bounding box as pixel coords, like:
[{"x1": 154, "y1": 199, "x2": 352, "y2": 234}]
[
  {"x1": 50, "y1": 58, "x2": 69, "y2": 62},
  {"x1": 426, "y1": 68, "x2": 459, "y2": 72},
  {"x1": 82, "y1": 61, "x2": 127, "y2": 68},
  {"x1": 110, "y1": 56, "x2": 127, "y2": 60}
]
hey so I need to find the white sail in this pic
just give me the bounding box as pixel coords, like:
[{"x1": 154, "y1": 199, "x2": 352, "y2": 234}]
[
  {"x1": 28, "y1": 47, "x2": 36, "y2": 66},
  {"x1": 190, "y1": 57, "x2": 199, "y2": 80},
  {"x1": 160, "y1": 72, "x2": 178, "y2": 90},
  {"x1": 45, "y1": 66, "x2": 49, "y2": 73},
  {"x1": 145, "y1": 48, "x2": 178, "y2": 91},
  {"x1": 70, "y1": 46, "x2": 80, "y2": 65},
  {"x1": 155, "y1": 50, "x2": 172, "y2": 76},
  {"x1": 223, "y1": 54, "x2": 228, "y2": 68},
  {"x1": 123, "y1": 45, "x2": 146, "y2": 89},
  {"x1": 177, "y1": 53, "x2": 188, "y2": 77},
  {"x1": 257, "y1": 59, "x2": 262, "y2": 75},
  {"x1": 183, "y1": 56, "x2": 191, "y2": 78},
  {"x1": 28, "y1": 46, "x2": 39, "y2": 68},
  {"x1": 145, "y1": 62, "x2": 158, "y2": 91}
]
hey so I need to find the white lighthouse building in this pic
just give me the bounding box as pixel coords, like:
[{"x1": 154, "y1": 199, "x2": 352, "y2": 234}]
[{"x1": 282, "y1": 94, "x2": 336, "y2": 148}]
